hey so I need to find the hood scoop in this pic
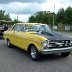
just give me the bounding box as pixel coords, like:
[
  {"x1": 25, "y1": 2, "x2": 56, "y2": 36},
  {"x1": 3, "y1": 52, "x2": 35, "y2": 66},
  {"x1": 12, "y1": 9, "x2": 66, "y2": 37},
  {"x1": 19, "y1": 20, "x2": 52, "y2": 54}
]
[
  {"x1": 39, "y1": 31, "x2": 67, "y2": 40},
  {"x1": 41, "y1": 31, "x2": 54, "y2": 36}
]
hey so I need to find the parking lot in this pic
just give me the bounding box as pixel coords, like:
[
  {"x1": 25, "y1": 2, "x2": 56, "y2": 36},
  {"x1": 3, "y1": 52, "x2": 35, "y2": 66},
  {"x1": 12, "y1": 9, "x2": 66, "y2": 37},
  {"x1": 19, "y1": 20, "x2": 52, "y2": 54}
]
[{"x1": 0, "y1": 40, "x2": 72, "y2": 72}]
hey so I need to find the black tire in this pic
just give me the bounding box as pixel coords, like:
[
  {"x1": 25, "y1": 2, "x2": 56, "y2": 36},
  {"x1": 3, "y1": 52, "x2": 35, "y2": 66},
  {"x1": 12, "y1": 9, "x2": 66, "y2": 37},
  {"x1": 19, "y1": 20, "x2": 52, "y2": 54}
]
[
  {"x1": 61, "y1": 52, "x2": 70, "y2": 57},
  {"x1": 0, "y1": 35, "x2": 1, "y2": 39},
  {"x1": 7, "y1": 39, "x2": 12, "y2": 48},
  {"x1": 29, "y1": 45, "x2": 40, "y2": 61}
]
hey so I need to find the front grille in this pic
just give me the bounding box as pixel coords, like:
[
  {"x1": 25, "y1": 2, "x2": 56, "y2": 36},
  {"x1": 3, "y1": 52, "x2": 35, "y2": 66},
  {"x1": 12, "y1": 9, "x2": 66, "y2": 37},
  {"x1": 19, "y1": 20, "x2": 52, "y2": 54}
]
[{"x1": 48, "y1": 40, "x2": 71, "y2": 49}]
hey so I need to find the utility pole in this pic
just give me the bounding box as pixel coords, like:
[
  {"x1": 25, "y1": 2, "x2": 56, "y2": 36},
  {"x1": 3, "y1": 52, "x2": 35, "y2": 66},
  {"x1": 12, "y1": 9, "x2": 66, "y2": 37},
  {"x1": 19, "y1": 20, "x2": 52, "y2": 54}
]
[
  {"x1": 17, "y1": 13, "x2": 18, "y2": 21},
  {"x1": 53, "y1": 4, "x2": 55, "y2": 30}
]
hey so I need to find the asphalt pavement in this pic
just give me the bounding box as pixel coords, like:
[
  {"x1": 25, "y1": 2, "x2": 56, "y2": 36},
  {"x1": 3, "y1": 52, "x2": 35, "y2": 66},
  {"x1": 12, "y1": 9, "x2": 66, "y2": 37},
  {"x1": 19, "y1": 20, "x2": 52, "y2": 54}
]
[{"x1": 0, "y1": 40, "x2": 72, "y2": 72}]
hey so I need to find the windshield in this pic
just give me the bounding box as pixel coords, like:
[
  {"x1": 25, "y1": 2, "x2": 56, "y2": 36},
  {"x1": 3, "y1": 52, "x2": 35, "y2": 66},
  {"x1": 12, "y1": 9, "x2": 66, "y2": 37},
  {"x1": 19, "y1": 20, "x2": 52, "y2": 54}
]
[{"x1": 25, "y1": 24, "x2": 51, "y2": 32}]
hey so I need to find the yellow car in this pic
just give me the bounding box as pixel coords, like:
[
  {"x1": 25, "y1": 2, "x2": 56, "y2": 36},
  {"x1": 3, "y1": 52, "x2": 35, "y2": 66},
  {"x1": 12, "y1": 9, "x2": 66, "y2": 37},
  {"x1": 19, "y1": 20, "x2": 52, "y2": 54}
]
[{"x1": 4, "y1": 23, "x2": 72, "y2": 61}]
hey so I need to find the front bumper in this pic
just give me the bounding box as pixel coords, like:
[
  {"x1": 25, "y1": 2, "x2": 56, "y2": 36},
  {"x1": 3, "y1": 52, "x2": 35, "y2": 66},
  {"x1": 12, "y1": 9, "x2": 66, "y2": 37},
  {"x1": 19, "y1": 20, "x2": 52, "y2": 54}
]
[{"x1": 40, "y1": 47, "x2": 72, "y2": 54}]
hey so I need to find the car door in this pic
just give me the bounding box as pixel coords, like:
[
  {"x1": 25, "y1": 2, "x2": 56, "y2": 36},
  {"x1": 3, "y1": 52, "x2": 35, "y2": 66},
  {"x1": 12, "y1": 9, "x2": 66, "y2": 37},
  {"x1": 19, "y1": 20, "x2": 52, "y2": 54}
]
[
  {"x1": 8, "y1": 24, "x2": 19, "y2": 45},
  {"x1": 12, "y1": 24, "x2": 28, "y2": 50}
]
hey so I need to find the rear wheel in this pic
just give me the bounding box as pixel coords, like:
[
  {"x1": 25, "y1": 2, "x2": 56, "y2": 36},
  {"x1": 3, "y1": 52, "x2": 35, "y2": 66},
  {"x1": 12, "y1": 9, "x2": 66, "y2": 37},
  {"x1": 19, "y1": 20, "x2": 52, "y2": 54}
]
[
  {"x1": 0, "y1": 34, "x2": 3, "y2": 39},
  {"x1": 29, "y1": 45, "x2": 40, "y2": 61},
  {"x1": 7, "y1": 39, "x2": 12, "y2": 48},
  {"x1": 0, "y1": 35, "x2": 1, "y2": 39},
  {"x1": 61, "y1": 52, "x2": 70, "y2": 57}
]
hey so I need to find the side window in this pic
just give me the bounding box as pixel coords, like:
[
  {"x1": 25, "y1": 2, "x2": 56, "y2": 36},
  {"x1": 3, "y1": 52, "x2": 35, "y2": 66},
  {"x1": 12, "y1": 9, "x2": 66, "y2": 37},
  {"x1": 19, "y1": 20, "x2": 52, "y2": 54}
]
[
  {"x1": 12, "y1": 24, "x2": 25, "y2": 32},
  {"x1": 19, "y1": 25, "x2": 25, "y2": 32},
  {"x1": 12, "y1": 25, "x2": 18, "y2": 31}
]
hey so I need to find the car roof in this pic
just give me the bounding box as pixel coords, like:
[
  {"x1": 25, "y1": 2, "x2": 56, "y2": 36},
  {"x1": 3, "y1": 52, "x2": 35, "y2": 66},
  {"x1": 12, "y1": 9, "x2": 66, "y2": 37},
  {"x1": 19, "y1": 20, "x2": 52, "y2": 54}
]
[{"x1": 16, "y1": 23, "x2": 46, "y2": 25}]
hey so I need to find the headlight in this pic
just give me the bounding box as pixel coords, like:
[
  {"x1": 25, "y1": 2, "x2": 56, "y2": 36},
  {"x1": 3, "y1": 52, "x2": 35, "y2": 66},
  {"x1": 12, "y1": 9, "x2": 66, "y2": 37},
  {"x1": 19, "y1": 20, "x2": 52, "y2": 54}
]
[{"x1": 42, "y1": 40, "x2": 50, "y2": 47}]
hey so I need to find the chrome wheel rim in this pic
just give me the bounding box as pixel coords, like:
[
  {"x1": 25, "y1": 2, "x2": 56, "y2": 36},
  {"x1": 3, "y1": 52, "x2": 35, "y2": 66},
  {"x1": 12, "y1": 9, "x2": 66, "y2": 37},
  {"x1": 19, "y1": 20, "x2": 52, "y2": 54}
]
[{"x1": 31, "y1": 48, "x2": 36, "y2": 58}]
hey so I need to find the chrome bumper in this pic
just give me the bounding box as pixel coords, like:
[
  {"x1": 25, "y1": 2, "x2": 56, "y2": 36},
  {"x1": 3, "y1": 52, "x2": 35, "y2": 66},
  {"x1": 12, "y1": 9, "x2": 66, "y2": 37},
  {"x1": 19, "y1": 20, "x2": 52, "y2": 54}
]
[{"x1": 40, "y1": 47, "x2": 72, "y2": 54}]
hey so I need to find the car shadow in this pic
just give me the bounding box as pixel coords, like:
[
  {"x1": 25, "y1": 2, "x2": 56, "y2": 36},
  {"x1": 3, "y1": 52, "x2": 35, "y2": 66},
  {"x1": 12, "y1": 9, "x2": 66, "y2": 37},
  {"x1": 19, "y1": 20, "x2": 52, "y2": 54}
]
[
  {"x1": 40, "y1": 54, "x2": 65, "y2": 61},
  {"x1": 10, "y1": 45, "x2": 66, "y2": 62},
  {"x1": 11, "y1": 45, "x2": 29, "y2": 55},
  {"x1": 0, "y1": 38, "x2": 3, "y2": 40}
]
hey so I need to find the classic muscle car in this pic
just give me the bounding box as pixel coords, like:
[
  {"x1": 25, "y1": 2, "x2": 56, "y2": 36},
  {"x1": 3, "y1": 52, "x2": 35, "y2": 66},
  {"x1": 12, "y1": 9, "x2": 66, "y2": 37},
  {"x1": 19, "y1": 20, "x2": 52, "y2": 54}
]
[{"x1": 3, "y1": 23, "x2": 72, "y2": 61}]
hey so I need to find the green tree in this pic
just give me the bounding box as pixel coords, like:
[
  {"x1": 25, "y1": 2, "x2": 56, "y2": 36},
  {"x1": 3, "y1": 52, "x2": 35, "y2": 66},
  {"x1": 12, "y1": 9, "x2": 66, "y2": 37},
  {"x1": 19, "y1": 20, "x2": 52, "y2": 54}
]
[
  {"x1": 65, "y1": 6, "x2": 72, "y2": 24},
  {"x1": 28, "y1": 11, "x2": 54, "y2": 25},
  {"x1": 13, "y1": 18, "x2": 21, "y2": 24},
  {"x1": 0, "y1": 10, "x2": 11, "y2": 21},
  {"x1": 56, "y1": 8, "x2": 65, "y2": 24},
  {"x1": 0, "y1": 10, "x2": 5, "y2": 20},
  {"x1": 4, "y1": 13, "x2": 11, "y2": 21},
  {"x1": 28, "y1": 6, "x2": 72, "y2": 25},
  {"x1": 28, "y1": 15, "x2": 36, "y2": 22}
]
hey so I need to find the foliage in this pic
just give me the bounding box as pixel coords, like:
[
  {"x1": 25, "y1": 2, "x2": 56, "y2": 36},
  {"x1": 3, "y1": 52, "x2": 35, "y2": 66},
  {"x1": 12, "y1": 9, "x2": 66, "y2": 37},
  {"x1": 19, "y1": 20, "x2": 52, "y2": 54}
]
[
  {"x1": 28, "y1": 6, "x2": 72, "y2": 25},
  {"x1": 29, "y1": 11, "x2": 54, "y2": 25},
  {"x1": 0, "y1": 10, "x2": 21, "y2": 25},
  {"x1": 13, "y1": 18, "x2": 21, "y2": 24},
  {"x1": 56, "y1": 8, "x2": 65, "y2": 24},
  {"x1": 0, "y1": 10, "x2": 11, "y2": 21},
  {"x1": 65, "y1": 6, "x2": 72, "y2": 24}
]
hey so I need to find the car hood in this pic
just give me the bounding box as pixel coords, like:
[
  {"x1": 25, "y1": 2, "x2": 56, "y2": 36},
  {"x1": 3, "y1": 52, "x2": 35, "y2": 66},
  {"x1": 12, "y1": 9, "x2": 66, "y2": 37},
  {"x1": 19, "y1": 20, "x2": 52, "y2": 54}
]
[{"x1": 37, "y1": 31, "x2": 72, "y2": 41}]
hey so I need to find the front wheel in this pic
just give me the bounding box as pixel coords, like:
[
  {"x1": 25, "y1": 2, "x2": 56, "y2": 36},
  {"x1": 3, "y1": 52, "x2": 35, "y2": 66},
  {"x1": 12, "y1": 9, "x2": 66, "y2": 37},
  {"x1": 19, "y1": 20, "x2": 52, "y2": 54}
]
[
  {"x1": 29, "y1": 45, "x2": 40, "y2": 61},
  {"x1": 61, "y1": 52, "x2": 70, "y2": 57}
]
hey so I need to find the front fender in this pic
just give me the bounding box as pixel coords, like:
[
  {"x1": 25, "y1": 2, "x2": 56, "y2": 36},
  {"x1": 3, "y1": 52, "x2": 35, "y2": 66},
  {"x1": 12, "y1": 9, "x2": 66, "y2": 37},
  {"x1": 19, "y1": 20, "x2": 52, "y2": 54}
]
[{"x1": 26, "y1": 34, "x2": 47, "y2": 51}]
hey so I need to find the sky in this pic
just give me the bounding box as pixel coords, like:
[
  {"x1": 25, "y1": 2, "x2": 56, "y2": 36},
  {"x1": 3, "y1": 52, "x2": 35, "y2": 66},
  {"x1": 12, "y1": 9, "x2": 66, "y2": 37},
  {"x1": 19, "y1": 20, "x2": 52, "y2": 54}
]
[{"x1": 0, "y1": 0, "x2": 72, "y2": 22}]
